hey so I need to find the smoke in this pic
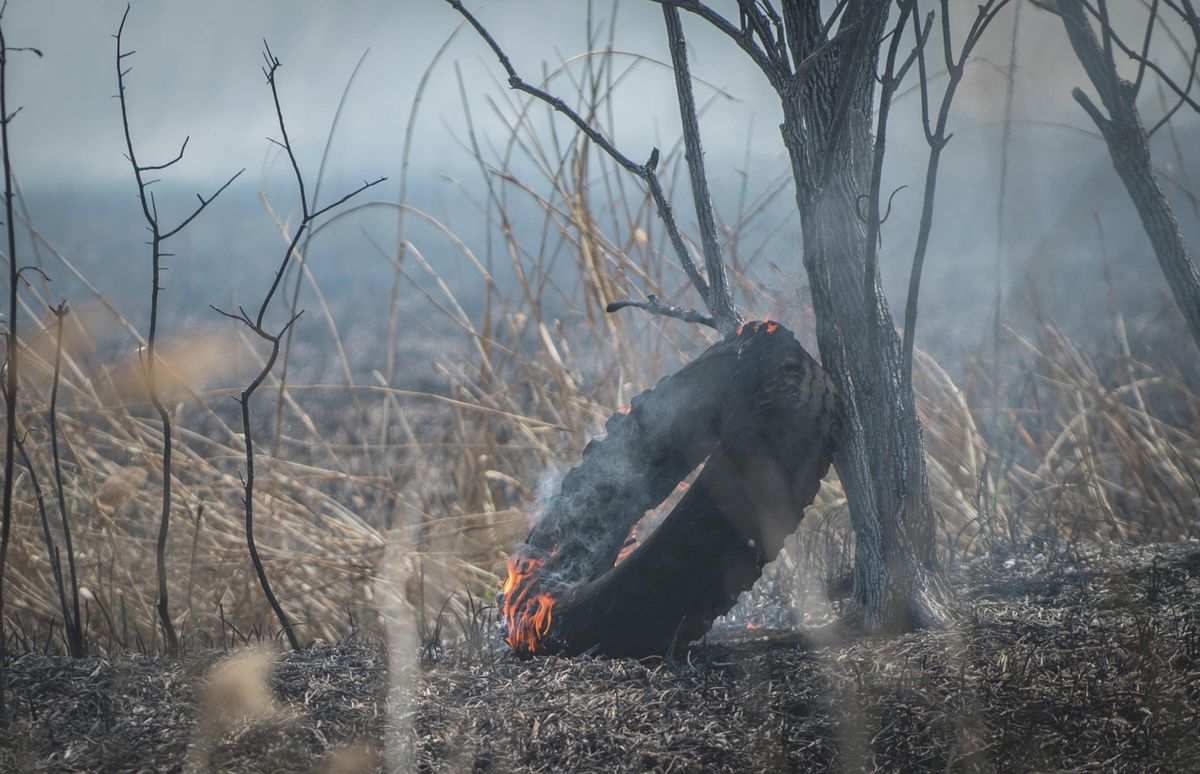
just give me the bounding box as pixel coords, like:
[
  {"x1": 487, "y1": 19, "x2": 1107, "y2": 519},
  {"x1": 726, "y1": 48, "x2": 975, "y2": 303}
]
[{"x1": 6, "y1": 2, "x2": 1195, "y2": 371}]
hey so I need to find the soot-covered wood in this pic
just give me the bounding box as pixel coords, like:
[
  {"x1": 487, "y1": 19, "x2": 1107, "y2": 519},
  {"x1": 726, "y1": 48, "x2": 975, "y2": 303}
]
[{"x1": 523, "y1": 321, "x2": 840, "y2": 657}]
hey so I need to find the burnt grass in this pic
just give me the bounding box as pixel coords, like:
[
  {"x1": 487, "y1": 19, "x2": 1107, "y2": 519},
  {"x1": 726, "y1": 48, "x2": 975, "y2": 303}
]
[{"x1": 2, "y1": 541, "x2": 1199, "y2": 773}]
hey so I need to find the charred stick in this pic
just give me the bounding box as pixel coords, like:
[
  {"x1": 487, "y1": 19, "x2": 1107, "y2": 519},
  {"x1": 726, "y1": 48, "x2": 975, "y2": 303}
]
[
  {"x1": 606, "y1": 295, "x2": 716, "y2": 328},
  {"x1": 47, "y1": 302, "x2": 82, "y2": 657},
  {"x1": 116, "y1": 5, "x2": 243, "y2": 655},
  {"x1": 0, "y1": 10, "x2": 28, "y2": 719},
  {"x1": 14, "y1": 426, "x2": 73, "y2": 655},
  {"x1": 239, "y1": 314, "x2": 303, "y2": 651}
]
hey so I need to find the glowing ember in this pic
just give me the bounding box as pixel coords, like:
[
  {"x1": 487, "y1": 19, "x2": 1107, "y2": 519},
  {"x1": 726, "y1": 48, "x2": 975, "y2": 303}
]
[
  {"x1": 617, "y1": 405, "x2": 631, "y2": 415},
  {"x1": 616, "y1": 524, "x2": 639, "y2": 564},
  {"x1": 500, "y1": 555, "x2": 555, "y2": 655},
  {"x1": 736, "y1": 319, "x2": 780, "y2": 336},
  {"x1": 746, "y1": 623, "x2": 763, "y2": 631}
]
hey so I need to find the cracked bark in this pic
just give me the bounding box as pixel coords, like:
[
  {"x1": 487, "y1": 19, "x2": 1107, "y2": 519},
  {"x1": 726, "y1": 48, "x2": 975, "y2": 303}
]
[{"x1": 778, "y1": 0, "x2": 946, "y2": 632}]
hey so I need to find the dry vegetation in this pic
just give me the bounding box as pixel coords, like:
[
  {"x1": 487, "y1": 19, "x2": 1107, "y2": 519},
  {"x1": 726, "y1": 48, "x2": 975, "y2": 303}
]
[
  {"x1": 0, "y1": 6, "x2": 1197, "y2": 772},
  {"x1": 2, "y1": 18, "x2": 1198, "y2": 660},
  {"x1": 3, "y1": 542, "x2": 1198, "y2": 772}
]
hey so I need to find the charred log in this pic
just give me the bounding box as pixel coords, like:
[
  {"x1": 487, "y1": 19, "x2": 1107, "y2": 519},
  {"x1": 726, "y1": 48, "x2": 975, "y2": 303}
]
[{"x1": 507, "y1": 322, "x2": 840, "y2": 657}]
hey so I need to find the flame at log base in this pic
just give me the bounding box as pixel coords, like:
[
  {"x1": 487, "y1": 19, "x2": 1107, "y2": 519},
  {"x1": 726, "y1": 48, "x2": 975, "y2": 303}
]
[{"x1": 501, "y1": 556, "x2": 555, "y2": 655}]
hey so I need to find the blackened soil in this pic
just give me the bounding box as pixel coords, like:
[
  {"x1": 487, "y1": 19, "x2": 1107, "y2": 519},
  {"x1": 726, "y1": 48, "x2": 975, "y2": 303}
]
[{"x1": 3, "y1": 542, "x2": 1198, "y2": 773}]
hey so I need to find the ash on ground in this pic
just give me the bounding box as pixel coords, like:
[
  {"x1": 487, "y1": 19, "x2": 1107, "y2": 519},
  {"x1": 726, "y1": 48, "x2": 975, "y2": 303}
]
[{"x1": 3, "y1": 541, "x2": 1199, "y2": 773}]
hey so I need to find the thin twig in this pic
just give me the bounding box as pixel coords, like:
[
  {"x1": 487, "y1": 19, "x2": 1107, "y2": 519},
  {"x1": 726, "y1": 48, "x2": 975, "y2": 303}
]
[
  {"x1": 863, "y1": 2, "x2": 924, "y2": 318},
  {"x1": 605, "y1": 294, "x2": 717, "y2": 328},
  {"x1": 48, "y1": 301, "x2": 82, "y2": 657}
]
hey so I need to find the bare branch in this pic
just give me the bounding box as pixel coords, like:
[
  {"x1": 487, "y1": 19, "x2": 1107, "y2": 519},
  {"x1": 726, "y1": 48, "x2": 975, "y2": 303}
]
[
  {"x1": 1149, "y1": 47, "x2": 1199, "y2": 135},
  {"x1": 651, "y1": 0, "x2": 782, "y2": 85},
  {"x1": 1073, "y1": 0, "x2": 1200, "y2": 115},
  {"x1": 310, "y1": 176, "x2": 387, "y2": 221},
  {"x1": 1072, "y1": 85, "x2": 1112, "y2": 128},
  {"x1": 864, "y1": 2, "x2": 922, "y2": 315},
  {"x1": 445, "y1": 0, "x2": 723, "y2": 319},
  {"x1": 47, "y1": 300, "x2": 82, "y2": 657},
  {"x1": 215, "y1": 42, "x2": 385, "y2": 652},
  {"x1": 903, "y1": 0, "x2": 1012, "y2": 377},
  {"x1": 662, "y1": 4, "x2": 741, "y2": 331},
  {"x1": 1135, "y1": 0, "x2": 1161, "y2": 94},
  {"x1": 138, "y1": 135, "x2": 189, "y2": 172},
  {"x1": 605, "y1": 294, "x2": 717, "y2": 328},
  {"x1": 159, "y1": 168, "x2": 245, "y2": 240}
]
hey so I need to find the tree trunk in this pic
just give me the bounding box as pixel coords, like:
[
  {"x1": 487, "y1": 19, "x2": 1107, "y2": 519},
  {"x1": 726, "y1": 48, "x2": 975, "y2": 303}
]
[
  {"x1": 777, "y1": 0, "x2": 947, "y2": 632},
  {"x1": 1051, "y1": 1, "x2": 1200, "y2": 352}
]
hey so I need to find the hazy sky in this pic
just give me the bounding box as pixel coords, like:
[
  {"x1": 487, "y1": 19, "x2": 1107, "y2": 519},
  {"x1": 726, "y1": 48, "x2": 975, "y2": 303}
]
[
  {"x1": 5, "y1": 1, "x2": 1187, "y2": 188},
  {"x1": 2, "y1": 1, "x2": 1198, "y2": 361},
  {"x1": 4, "y1": 0, "x2": 773, "y2": 188}
]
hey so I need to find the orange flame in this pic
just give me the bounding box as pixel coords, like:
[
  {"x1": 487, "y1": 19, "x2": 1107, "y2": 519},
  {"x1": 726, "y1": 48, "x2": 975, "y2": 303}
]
[{"x1": 501, "y1": 556, "x2": 555, "y2": 655}]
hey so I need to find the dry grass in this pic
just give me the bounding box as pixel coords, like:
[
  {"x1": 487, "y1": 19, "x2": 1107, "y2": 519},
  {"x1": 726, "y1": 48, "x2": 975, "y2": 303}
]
[
  {"x1": 3, "y1": 542, "x2": 1197, "y2": 772},
  {"x1": 2, "y1": 18, "x2": 1198, "y2": 659}
]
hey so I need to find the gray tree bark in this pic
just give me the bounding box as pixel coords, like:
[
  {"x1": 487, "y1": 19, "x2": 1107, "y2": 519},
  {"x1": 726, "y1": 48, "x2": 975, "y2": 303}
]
[
  {"x1": 776, "y1": 0, "x2": 946, "y2": 632},
  {"x1": 450, "y1": 0, "x2": 954, "y2": 635},
  {"x1": 1047, "y1": 1, "x2": 1200, "y2": 352}
]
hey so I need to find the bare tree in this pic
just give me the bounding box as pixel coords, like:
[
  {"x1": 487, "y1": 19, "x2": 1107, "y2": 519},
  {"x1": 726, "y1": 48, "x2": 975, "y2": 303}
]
[
  {"x1": 713, "y1": 0, "x2": 1004, "y2": 632},
  {"x1": 115, "y1": 6, "x2": 243, "y2": 655},
  {"x1": 0, "y1": 9, "x2": 42, "y2": 718},
  {"x1": 1032, "y1": 0, "x2": 1200, "y2": 351},
  {"x1": 449, "y1": 0, "x2": 1009, "y2": 634},
  {"x1": 213, "y1": 45, "x2": 384, "y2": 651}
]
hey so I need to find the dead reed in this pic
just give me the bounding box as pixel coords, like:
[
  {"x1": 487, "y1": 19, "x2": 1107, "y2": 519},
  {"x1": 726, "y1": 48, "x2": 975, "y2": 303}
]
[{"x1": 1, "y1": 10, "x2": 1197, "y2": 658}]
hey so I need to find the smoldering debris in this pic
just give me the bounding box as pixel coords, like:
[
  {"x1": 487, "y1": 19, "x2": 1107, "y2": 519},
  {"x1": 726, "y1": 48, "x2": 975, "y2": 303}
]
[{"x1": 2, "y1": 542, "x2": 1198, "y2": 772}]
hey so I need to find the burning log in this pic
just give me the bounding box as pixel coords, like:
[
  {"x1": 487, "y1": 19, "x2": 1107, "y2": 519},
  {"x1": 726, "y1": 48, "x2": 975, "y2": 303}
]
[{"x1": 502, "y1": 321, "x2": 840, "y2": 657}]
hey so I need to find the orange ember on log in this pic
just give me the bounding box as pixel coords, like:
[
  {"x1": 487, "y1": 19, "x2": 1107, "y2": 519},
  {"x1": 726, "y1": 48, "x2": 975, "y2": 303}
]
[
  {"x1": 736, "y1": 319, "x2": 780, "y2": 336},
  {"x1": 501, "y1": 556, "x2": 555, "y2": 655},
  {"x1": 616, "y1": 524, "x2": 639, "y2": 564}
]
